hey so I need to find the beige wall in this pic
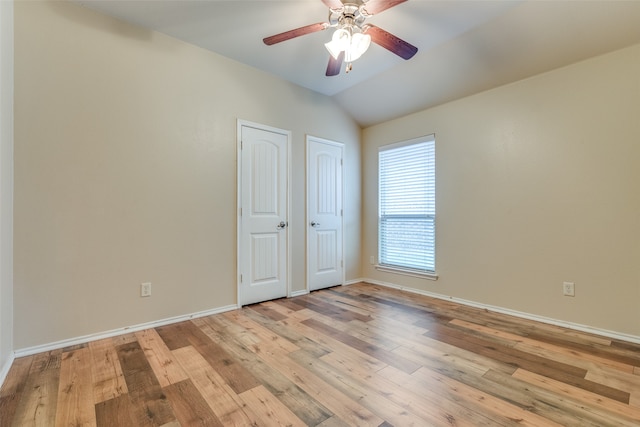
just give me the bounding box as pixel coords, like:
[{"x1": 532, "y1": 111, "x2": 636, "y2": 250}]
[
  {"x1": 13, "y1": 0, "x2": 638, "y2": 352},
  {"x1": 0, "y1": 0, "x2": 14, "y2": 369},
  {"x1": 14, "y1": 1, "x2": 361, "y2": 349},
  {"x1": 363, "y1": 44, "x2": 640, "y2": 337}
]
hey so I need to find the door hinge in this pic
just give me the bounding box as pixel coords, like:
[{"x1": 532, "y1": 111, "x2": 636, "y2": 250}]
[
  {"x1": 239, "y1": 207, "x2": 242, "y2": 216},
  {"x1": 240, "y1": 274, "x2": 243, "y2": 283},
  {"x1": 341, "y1": 260, "x2": 343, "y2": 268},
  {"x1": 341, "y1": 209, "x2": 343, "y2": 217},
  {"x1": 240, "y1": 140, "x2": 243, "y2": 150}
]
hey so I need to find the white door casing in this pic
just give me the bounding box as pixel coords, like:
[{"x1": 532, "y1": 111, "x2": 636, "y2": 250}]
[
  {"x1": 238, "y1": 121, "x2": 290, "y2": 306},
  {"x1": 307, "y1": 136, "x2": 344, "y2": 291}
]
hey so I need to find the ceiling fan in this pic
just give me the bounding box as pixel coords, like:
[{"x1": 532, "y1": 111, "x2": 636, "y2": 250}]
[{"x1": 263, "y1": 0, "x2": 418, "y2": 76}]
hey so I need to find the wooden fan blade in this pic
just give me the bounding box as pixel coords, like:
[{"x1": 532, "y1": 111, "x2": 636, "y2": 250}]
[
  {"x1": 263, "y1": 23, "x2": 328, "y2": 45},
  {"x1": 362, "y1": 0, "x2": 407, "y2": 15},
  {"x1": 321, "y1": 0, "x2": 344, "y2": 9},
  {"x1": 326, "y1": 51, "x2": 345, "y2": 76},
  {"x1": 365, "y1": 24, "x2": 418, "y2": 60}
]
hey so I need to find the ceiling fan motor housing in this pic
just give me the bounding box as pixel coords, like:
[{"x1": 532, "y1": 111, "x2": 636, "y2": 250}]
[{"x1": 329, "y1": 3, "x2": 369, "y2": 31}]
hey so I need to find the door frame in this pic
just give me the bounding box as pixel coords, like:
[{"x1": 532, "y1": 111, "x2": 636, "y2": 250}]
[
  {"x1": 237, "y1": 119, "x2": 292, "y2": 307},
  {"x1": 306, "y1": 135, "x2": 345, "y2": 292}
]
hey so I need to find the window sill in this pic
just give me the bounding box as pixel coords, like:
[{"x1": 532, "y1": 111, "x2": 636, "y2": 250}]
[{"x1": 375, "y1": 265, "x2": 438, "y2": 281}]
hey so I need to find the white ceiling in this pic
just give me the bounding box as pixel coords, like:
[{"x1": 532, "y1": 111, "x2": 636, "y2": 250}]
[{"x1": 76, "y1": 0, "x2": 640, "y2": 127}]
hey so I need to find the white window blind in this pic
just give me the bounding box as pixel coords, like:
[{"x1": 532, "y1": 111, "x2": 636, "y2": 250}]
[{"x1": 379, "y1": 136, "x2": 435, "y2": 272}]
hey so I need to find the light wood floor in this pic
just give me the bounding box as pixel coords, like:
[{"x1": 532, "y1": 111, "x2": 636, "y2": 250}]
[{"x1": 1, "y1": 283, "x2": 640, "y2": 426}]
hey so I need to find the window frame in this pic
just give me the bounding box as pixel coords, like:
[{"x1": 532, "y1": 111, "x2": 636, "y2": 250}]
[{"x1": 377, "y1": 135, "x2": 437, "y2": 280}]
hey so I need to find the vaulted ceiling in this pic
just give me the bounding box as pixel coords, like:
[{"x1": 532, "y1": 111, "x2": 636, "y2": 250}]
[{"x1": 76, "y1": 1, "x2": 640, "y2": 127}]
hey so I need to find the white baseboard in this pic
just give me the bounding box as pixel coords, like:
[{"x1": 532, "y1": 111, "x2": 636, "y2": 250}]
[
  {"x1": 14, "y1": 304, "x2": 238, "y2": 358},
  {"x1": 364, "y1": 278, "x2": 640, "y2": 345},
  {"x1": 290, "y1": 278, "x2": 364, "y2": 296},
  {"x1": 11, "y1": 280, "x2": 363, "y2": 359},
  {"x1": 0, "y1": 352, "x2": 15, "y2": 389},
  {"x1": 290, "y1": 289, "x2": 309, "y2": 298},
  {"x1": 10, "y1": 277, "x2": 637, "y2": 382}
]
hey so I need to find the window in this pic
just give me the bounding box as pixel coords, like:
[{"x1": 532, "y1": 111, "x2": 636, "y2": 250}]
[{"x1": 378, "y1": 135, "x2": 435, "y2": 274}]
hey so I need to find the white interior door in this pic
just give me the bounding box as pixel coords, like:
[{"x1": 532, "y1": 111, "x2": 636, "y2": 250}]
[
  {"x1": 238, "y1": 121, "x2": 289, "y2": 305},
  {"x1": 307, "y1": 136, "x2": 344, "y2": 291}
]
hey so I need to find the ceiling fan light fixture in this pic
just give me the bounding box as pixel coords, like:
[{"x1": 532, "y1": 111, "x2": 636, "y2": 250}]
[
  {"x1": 264, "y1": 0, "x2": 416, "y2": 77},
  {"x1": 325, "y1": 27, "x2": 371, "y2": 62}
]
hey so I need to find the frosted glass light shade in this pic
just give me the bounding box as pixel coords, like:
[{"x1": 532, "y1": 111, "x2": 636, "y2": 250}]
[
  {"x1": 325, "y1": 28, "x2": 351, "y2": 59},
  {"x1": 345, "y1": 33, "x2": 371, "y2": 62}
]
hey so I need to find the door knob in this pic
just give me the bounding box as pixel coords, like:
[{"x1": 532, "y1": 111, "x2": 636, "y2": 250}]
[
  {"x1": 310, "y1": 221, "x2": 320, "y2": 227},
  {"x1": 276, "y1": 221, "x2": 287, "y2": 230}
]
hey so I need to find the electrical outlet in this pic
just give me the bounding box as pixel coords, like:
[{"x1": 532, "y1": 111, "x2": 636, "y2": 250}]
[
  {"x1": 369, "y1": 256, "x2": 375, "y2": 265},
  {"x1": 141, "y1": 282, "x2": 152, "y2": 297},
  {"x1": 562, "y1": 282, "x2": 575, "y2": 297}
]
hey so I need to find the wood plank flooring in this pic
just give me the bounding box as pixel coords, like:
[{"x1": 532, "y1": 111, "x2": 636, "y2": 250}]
[{"x1": 2, "y1": 282, "x2": 640, "y2": 426}]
